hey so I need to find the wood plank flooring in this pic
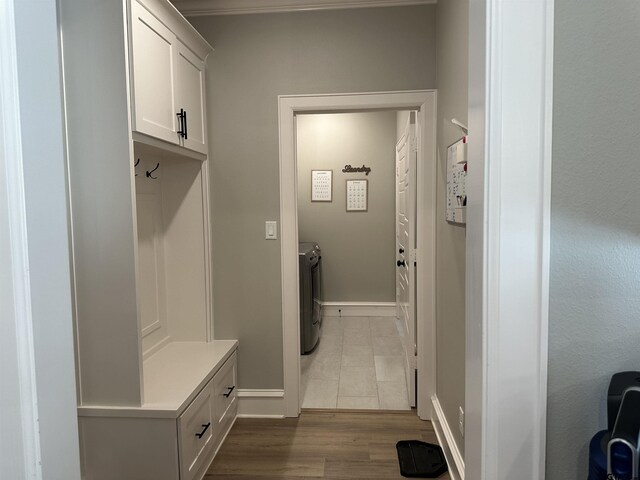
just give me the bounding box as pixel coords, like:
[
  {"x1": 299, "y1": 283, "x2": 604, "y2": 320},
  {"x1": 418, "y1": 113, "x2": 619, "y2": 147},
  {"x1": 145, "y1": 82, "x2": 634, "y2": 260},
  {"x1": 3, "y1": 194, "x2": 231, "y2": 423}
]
[{"x1": 205, "y1": 411, "x2": 450, "y2": 479}]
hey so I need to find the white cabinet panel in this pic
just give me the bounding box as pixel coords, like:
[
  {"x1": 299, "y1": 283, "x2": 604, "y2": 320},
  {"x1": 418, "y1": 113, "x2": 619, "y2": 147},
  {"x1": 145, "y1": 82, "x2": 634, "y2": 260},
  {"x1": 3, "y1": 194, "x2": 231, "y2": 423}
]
[
  {"x1": 136, "y1": 193, "x2": 167, "y2": 340},
  {"x1": 175, "y1": 40, "x2": 208, "y2": 154},
  {"x1": 79, "y1": 417, "x2": 180, "y2": 480},
  {"x1": 131, "y1": 1, "x2": 178, "y2": 144}
]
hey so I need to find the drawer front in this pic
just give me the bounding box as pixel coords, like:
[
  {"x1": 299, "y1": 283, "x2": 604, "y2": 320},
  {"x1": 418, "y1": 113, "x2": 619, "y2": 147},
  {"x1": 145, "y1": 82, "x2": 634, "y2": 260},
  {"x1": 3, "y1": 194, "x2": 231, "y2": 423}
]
[
  {"x1": 213, "y1": 352, "x2": 237, "y2": 424},
  {"x1": 178, "y1": 381, "x2": 215, "y2": 480}
]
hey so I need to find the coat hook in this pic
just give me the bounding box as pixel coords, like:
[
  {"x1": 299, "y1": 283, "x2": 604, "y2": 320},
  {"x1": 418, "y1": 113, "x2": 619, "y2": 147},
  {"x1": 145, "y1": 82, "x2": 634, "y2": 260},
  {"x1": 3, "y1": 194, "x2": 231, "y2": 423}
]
[
  {"x1": 146, "y1": 162, "x2": 160, "y2": 180},
  {"x1": 134, "y1": 158, "x2": 140, "y2": 176}
]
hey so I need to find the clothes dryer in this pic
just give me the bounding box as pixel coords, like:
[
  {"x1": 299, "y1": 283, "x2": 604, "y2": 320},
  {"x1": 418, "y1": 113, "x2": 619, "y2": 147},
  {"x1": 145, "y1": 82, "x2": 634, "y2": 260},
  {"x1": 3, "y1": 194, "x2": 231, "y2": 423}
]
[{"x1": 299, "y1": 242, "x2": 322, "y2": 354}]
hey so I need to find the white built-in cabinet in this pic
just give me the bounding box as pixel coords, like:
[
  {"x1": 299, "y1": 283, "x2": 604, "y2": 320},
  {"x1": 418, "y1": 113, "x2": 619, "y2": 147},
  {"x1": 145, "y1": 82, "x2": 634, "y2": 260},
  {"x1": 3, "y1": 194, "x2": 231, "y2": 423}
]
[
  {"x1": 130, "y1": 0, "x2": 208, "y2": 154},
  {"x1": 59, "y1": 0, "x2": 237, "y2": 478}
]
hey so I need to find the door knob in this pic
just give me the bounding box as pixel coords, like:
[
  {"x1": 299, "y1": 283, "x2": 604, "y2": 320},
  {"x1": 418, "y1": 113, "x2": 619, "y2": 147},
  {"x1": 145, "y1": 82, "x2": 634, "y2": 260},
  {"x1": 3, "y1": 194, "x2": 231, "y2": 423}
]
[
  {"x1": 397, "y1": 260, "x2": 406, "y2": 267},
  {"x1": 399, "y1": 248, "x2": 405, "y2": 254}
]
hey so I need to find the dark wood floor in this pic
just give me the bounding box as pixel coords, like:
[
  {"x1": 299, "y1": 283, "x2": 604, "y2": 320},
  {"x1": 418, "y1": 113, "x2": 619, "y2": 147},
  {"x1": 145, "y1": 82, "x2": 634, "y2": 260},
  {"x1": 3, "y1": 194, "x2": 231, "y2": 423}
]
[{"x1": 205, "y1": 411, "x2": 451, "y2": 479}]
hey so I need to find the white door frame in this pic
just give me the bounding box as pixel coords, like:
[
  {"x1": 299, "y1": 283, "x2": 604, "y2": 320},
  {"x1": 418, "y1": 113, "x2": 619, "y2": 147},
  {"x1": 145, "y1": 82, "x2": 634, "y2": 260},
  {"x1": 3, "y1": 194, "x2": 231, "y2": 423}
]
[
  {"x1": 278, "y1": 90, "x2": 437, "y2": 419},
  {"x1": 465, "y1": 0, "x2": 554, "y2": 478},
  {"x1": 0, "y1": 1, "x2": 41, "y2": 477},
  {"x1": 0, "y1": 0, "x2": 82, "y2": 478}
]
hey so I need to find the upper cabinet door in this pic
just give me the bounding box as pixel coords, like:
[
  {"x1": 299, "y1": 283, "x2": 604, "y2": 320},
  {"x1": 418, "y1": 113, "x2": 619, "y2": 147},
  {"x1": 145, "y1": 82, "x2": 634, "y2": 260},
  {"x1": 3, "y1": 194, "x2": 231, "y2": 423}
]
[
  {"x1": 174, "y1": 41, "x2": 208, "y2": 155},
  {"x1": 130, "y1": 2, "x2": 179, "y2": 145}
]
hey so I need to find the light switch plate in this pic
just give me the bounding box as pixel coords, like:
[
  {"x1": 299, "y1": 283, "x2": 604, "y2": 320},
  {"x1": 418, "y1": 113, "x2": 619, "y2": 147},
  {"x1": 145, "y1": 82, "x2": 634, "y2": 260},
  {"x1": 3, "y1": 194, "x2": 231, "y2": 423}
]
[{"x1": 265, "y1": 221, "x2": 277, "y2": 240}]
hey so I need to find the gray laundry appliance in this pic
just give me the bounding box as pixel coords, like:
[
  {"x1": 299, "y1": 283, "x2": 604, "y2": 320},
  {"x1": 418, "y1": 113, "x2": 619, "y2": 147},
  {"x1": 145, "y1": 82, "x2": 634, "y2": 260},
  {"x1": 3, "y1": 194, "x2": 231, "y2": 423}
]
[{"x1": 299, "y1": 242, "x2": 322, "y2": 354}]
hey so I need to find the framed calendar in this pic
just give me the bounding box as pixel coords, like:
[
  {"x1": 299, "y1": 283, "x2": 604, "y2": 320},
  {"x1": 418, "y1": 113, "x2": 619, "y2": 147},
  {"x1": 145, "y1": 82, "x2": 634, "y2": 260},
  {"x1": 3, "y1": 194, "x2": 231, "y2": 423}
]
[
  {"x1": 311, "y1": 170, "x2": 332, "y2": 202},
  {"x1": 346, "y1": 179, "x2": 368, "y2": 212}
]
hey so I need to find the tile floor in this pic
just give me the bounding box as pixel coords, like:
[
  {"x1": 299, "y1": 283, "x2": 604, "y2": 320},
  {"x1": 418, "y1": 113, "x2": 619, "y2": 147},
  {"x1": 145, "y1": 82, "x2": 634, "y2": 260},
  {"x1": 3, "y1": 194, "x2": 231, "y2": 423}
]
[{"x1": 300, "y1": 316, "x2": 411, "y2": 410}]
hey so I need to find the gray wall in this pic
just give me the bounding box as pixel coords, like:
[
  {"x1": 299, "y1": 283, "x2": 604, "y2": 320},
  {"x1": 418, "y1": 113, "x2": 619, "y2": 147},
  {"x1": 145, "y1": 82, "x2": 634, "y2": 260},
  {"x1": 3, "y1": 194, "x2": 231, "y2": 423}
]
[
  {"x1": 435, "y1": 0, "x2": 468, "y2": 456},
  {"x1": 297, "y1": 112, "x2": 397, "y2": 303},
  {"x1": 190, "y1": 6, "x2": 436, "y2": 389},
  {"x1": 547, "y1": 1, "x2": 640, "y2": 478}
]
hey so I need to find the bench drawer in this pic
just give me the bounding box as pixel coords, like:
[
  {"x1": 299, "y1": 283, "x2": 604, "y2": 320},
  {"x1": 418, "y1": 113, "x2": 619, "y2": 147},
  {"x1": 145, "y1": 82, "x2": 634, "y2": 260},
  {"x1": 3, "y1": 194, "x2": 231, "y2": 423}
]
[
  {"x1": 178, "y1": 381, "x2": 215, "y2": 480},
  {"x1": 213, "y1": 352, "x2": 237, "y2": 424}
]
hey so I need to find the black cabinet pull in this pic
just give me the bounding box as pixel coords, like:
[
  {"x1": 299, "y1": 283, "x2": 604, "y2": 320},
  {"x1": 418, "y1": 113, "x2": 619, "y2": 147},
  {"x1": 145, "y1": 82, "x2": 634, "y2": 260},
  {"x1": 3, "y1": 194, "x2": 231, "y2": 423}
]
[
  {"x1": 223, "y1": 386, "x2": 235, "y2": 398},
  {"x1": 399, "y1": 248, "x2": 405, "y2": 254},
  {"x1": 195, "y1": 422, "x2": 210, "y2": 439},
  {"x1": 176, "y1": 109, "x2": 186, "y2": 138},
  {"x1": 397, "y1": 260, "x2": 406, "y2": 267},
  {"x1": 183, "y1": 110, "x2": 188, "y2": 140}
]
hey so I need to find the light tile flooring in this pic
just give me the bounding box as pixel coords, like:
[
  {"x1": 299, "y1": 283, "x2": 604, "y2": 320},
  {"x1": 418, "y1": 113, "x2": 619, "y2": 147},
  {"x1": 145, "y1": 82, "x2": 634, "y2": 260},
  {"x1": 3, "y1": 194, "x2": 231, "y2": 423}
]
[{"x1": 301, "y1": 316, "x2": 411, "y2": 410}]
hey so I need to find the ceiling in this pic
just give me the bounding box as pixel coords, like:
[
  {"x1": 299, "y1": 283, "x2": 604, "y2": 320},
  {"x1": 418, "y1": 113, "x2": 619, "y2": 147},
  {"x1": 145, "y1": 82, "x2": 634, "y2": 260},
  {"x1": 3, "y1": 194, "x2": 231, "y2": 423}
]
[{"x1": 170, "y1": 0, "x2": 436, "y2": 16}]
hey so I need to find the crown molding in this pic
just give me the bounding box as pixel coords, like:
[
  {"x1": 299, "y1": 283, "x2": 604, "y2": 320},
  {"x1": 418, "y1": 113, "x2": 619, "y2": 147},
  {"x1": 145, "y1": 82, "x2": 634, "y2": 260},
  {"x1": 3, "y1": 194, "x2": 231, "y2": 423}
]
[{"x1": 171, "y1": 0, "x2": 436, "y2": 17}]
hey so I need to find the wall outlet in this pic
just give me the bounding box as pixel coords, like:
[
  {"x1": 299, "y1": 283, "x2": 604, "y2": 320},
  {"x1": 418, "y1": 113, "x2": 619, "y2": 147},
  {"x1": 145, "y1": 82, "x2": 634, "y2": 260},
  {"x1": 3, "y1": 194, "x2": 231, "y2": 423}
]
[{"x1": 458, "y1": 407, "x2": 465, "y2": 438}]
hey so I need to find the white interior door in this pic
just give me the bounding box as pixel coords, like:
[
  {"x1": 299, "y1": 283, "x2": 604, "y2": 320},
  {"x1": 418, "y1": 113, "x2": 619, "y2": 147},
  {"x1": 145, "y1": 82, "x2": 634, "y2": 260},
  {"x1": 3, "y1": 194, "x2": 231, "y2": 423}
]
[{"x1": 396, "y1": 112, "x2": 417, "y2": 407}]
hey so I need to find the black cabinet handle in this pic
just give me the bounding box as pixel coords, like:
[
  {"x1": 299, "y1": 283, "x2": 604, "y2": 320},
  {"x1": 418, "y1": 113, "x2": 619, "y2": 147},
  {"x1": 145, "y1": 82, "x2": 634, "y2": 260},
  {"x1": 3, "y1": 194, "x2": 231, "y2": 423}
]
[
  {"x1": 223, "y1": 386, "x2": 235, "y2": 398},
  {"x1": 183, "y1": 110, "x2": 188, "y2": 140},
  {"x1": 176, "y1": 109, "x2": 186, "y2": 138},
  {"x1": 397, "y1": 260, "x2": 406, "y2": 267},
  {"x1": 195, "y1": 422, "x2": 211, "y2": 439},
  {"x1": 399, "y1": 248, "x2": 405, "y2": 254}
]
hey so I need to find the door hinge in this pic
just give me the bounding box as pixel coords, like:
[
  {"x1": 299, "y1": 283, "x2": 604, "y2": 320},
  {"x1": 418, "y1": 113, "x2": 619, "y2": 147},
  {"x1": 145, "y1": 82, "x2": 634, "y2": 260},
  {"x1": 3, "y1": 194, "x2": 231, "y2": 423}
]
[
  {"x1": 411, "y1": 250, "x2": 417, "y2": 265},
  {"x1": 414, "y1": 344, "x2": 417, "y2": 356}
]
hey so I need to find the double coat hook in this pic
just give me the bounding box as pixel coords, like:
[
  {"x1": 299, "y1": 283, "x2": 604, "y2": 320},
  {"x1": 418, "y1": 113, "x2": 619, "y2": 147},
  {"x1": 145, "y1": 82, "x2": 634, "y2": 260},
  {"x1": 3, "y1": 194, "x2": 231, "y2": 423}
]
[
  {"x1": 133, "y1": 158, "x2": 160, "y2": 180},
  {"x1": 146, "y1": 163, "x2": 160, "y2": 179}
]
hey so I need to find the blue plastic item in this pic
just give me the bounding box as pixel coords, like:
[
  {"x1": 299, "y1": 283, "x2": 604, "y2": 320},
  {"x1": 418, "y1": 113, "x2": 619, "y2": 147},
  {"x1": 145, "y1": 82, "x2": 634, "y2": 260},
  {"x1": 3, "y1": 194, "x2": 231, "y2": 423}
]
[
  {"x1": 588, "y1": 430, "x2": 609, "y2": 480},
  {"x1": 587, "y1": 372, "x2": 640, "y2": 480}
]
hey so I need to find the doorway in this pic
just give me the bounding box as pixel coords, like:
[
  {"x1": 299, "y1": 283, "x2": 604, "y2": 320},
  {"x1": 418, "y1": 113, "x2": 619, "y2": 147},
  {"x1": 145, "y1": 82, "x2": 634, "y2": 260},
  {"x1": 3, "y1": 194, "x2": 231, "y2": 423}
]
[
  {"x1": 295, "y1": 110, "x2": 417, "y2": 410},
  {"x1": 278, "y1": 91, "x2": 436, "y2": 419}
]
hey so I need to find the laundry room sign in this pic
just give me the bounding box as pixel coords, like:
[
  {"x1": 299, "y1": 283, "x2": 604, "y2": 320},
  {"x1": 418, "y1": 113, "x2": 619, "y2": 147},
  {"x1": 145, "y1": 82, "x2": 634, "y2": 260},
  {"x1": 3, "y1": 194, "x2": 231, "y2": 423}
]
[{"x1": 342, "y1": 164, "x2": 371, "y2": 176}]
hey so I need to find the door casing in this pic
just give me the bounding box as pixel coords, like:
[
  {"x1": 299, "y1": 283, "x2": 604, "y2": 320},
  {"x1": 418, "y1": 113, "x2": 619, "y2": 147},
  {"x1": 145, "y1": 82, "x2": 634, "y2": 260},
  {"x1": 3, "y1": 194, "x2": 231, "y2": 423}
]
[{"x1": 278, "y1": 90, "x2": 437, "y2": 420}]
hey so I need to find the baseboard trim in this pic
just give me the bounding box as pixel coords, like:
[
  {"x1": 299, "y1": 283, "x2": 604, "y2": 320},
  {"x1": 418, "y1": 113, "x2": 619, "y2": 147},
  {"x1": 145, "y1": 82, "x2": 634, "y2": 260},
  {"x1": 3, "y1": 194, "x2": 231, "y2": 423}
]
[
  {"x1": 431, "y1": 395, "x2": 465, "y2": 480},
  {"x1": 237, "y1": 389, "x2": 285, "y2": 418},
  {"x1": 321, "y1": 301, "x2": 396, "y2": 317}
]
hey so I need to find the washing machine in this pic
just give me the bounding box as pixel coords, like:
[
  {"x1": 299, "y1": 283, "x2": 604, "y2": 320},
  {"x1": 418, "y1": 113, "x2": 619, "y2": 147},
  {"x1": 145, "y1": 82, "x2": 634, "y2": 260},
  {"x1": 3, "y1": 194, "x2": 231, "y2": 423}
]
[{"x1": 299, "y1": 242, "x2": 322, "y2": 354}]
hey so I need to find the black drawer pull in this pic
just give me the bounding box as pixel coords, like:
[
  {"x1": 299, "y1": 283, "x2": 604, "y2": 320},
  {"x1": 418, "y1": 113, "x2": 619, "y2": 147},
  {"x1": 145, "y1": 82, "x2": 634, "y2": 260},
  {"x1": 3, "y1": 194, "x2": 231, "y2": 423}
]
[
  {"x1": 195, "y1": 422, "x2": 210, "y2": 439},
  {"x1": 223, "y1": 386, "x2": 235, "y2": 398}
]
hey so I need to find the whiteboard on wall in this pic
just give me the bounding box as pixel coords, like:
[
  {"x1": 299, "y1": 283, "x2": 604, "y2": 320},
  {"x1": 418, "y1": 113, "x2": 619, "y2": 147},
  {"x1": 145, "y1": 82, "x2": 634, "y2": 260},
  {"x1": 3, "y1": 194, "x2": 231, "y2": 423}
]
[{"x1": 446, "y1": 137, "x2": 467, "y2": 224}]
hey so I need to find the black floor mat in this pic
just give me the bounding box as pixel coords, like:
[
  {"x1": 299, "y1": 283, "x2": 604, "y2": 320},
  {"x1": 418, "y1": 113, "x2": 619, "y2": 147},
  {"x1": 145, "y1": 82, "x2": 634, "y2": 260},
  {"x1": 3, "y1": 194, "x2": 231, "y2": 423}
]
[{"x1": 396, "y1": 440, "x2": 448, "y2": 478}]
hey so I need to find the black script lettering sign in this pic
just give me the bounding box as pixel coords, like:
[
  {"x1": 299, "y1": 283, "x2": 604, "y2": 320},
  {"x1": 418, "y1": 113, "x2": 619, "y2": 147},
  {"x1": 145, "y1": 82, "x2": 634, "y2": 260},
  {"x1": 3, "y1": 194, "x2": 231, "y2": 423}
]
[{"x1": 342, "y1": 164, "x2": 372, "y2": 176}]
